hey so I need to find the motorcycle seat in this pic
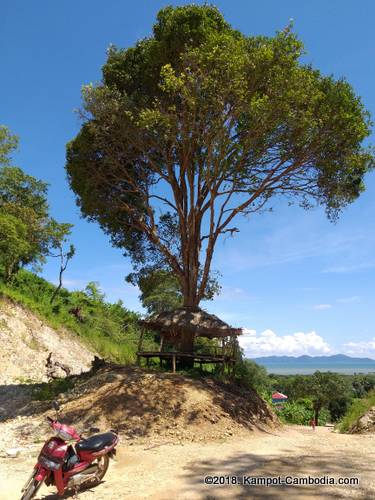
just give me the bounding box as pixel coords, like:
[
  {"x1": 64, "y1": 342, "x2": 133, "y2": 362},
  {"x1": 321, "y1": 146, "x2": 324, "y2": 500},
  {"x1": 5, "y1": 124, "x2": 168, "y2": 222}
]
[{"x1": 76, "y1": 432, "x2": 117, "y2": 452}]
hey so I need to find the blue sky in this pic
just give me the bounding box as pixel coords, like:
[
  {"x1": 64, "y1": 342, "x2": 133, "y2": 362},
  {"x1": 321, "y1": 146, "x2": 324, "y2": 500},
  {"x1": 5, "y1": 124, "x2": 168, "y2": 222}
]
[{"x1": 1, "y1": 1, "x2": 374, "y2": 358}]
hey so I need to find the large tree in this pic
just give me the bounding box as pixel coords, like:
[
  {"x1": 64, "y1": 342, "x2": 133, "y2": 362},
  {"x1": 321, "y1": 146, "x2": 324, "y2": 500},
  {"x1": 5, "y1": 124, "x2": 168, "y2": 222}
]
[{"x1": 67, "y1": 6, "x2": 373, "y2": 318}]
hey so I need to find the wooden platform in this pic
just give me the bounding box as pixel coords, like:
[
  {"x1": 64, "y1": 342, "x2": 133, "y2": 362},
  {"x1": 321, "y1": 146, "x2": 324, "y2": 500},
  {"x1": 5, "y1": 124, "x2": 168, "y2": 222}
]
[{"x1": 136, "y1": 351, "x2": 234, "y2": 373}]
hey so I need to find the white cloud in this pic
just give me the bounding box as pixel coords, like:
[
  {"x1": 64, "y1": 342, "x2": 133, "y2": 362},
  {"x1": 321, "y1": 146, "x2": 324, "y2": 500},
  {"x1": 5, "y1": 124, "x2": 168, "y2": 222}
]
[
  {"x1": 337, "y1": 296, "x2": 360, "y2": 304},
  {"x1": 242, "y1": 328, "x2": 256, "y2": 336},
  {"x1": 342, "y1": 338, "x2": 375, "y2": 358},
  {"x1": 314, "y1": 304, "x2": 333, "y2": 310},
  {"x1": 239, "y1": 329, "x2": 332, "y2": 357}
]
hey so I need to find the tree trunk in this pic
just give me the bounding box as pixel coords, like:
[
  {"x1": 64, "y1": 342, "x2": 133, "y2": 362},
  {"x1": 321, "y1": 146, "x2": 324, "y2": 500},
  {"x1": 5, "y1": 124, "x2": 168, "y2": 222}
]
[
  {"x1": 181, "y1": 250, "x2": 199, "y2": 305},
  {"x1": 4, "y1": 259, "x2": 17, "y2": 282},
  {"x1": 178, "y1": 330, "x2": 195, "y2": 369},
  {"x1": 181, "y1": 212, "x2": 202, "y2": 308},
  {"x1": 179, "y1": 331, "x2": 195, "y2": 352},
  {"x1": 50, "y1": 283, "x2": 62, "y2": 305}
]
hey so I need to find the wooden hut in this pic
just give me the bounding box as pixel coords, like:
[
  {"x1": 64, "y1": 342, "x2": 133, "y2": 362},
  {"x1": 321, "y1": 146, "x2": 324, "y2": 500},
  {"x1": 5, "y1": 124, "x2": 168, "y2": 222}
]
[{"x1": 137, "y1": 307, "x2": 242, "y2": 373}]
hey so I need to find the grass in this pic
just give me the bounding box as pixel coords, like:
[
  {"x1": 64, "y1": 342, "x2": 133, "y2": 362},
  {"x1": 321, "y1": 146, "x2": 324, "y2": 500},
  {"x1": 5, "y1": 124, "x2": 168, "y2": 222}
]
[
  {"x1": 338, "y1": 389, "x2": 375, "y2": 433},
  {"x1": 0, "y1": 269, "x2": 158, "y2": 365}
]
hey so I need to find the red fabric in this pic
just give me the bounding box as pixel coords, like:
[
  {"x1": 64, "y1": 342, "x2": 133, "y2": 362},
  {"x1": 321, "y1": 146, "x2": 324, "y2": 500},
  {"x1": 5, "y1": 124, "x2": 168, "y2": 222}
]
[{"x1": 272, "y1": 392, "x2": 288, "y2": 399}]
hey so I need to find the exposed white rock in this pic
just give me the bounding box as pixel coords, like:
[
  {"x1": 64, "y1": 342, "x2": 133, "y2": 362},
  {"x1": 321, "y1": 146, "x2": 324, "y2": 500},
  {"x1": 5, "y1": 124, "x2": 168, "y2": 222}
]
[{"x1": 0, "y1": 297, "x2": 95, "y2": 385}]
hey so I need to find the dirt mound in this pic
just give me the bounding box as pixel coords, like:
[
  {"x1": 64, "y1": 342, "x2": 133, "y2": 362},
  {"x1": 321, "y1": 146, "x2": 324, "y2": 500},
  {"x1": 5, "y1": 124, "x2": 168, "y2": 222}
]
[
  {"x1": 0, "y1": 297, "x2": 95, "y2": 384},
  {"x1": 349, "y1": 406, "x2": 375, "y2": 434},
  {"x1": 0, "y1": 366, "x2": 277, "y2": 452}
]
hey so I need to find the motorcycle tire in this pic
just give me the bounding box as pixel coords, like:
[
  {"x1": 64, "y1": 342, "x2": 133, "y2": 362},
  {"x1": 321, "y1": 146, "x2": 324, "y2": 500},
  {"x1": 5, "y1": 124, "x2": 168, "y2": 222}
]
[
  {"x1": 93, "y1": 454, "x2": 110, "y2": 483},
  {"x1": 20, "y1": 473, "x2": 44, "y2": 500}
]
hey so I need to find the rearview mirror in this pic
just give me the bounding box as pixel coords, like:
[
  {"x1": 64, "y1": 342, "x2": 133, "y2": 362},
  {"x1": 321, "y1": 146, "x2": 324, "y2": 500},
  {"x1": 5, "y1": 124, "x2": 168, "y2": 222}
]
[{"x1": 52, "y1": 400, "x2": 60, "y2": 411}]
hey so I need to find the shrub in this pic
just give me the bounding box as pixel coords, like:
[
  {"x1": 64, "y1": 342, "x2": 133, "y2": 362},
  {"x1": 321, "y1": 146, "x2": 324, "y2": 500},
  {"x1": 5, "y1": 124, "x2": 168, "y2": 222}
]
[
  {"x1": 33, "y1": 378, "x2": 74, "y2": 401},
  {"x1": 338, "y1": 390, "x2": 375, "y2": 433},
  {"x1": 234, "y1": 359, "x2": 270, "y2": 392},
  {"x1": 276, "y1": 399, "x2": 330, "y2": 426}
]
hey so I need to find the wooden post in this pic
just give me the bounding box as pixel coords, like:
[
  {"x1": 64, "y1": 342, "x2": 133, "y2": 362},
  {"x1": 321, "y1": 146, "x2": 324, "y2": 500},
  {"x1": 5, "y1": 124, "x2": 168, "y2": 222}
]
[
  {"x1": 172, "y1": 354, "x2": 176, "y2": 373},
  {"x1": 138, "y1": 327, "x2": 145, "y2": 352},
  {"x1": 159, "y1": 334, "x2": 164, "y2": 352}
]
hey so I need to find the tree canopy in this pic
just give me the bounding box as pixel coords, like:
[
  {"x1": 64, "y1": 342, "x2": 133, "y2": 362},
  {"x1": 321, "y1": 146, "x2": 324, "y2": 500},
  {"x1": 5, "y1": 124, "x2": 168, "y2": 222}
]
[
  {"x1": 276, "y1": 371, "x2": 352, "y2": 424},
  {"x1": 0, "y1": 126, "x2": 72, "y2": 280},
  {"x1": 67, "y1": 5, "x2": 374, "y2": 309},
  {"x1": 0, "y1": 125, "x2": 18, "y2": 166}
]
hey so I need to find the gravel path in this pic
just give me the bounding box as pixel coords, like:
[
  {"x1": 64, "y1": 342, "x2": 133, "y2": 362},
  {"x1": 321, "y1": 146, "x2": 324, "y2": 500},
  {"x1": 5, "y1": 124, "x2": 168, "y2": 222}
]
[{"x1": 1, "y1": 425, "x2": 374, "y2": 499}]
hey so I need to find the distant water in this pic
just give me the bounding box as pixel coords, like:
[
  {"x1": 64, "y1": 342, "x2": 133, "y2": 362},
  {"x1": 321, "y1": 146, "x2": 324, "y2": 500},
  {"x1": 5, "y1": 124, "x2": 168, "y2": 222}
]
[{"x1": 258, "y1": 364, "x2": 375, "y2": 375}]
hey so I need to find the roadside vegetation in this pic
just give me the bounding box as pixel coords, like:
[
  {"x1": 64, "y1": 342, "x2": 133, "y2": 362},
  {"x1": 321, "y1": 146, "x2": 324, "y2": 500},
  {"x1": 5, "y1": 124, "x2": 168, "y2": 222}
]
[
  {"x1": 338, "y1": 389, "x2": 375, "y2": 433},
  {"x1": 266, "y1": 372, "x2": 375, "y2": 427},
  {"x1": 0, "y1": 270, "x2": 156, "y2": 364}
]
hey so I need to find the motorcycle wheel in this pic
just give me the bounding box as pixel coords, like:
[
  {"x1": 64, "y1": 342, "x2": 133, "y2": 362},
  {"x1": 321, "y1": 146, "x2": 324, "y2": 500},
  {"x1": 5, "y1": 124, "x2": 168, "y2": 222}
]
[
  {"x1": 20, "y1": 471, "x2": 44, "y2": 500},
  {"x1": 93, "y1": 454, "x2": 110, "y2": 483}
]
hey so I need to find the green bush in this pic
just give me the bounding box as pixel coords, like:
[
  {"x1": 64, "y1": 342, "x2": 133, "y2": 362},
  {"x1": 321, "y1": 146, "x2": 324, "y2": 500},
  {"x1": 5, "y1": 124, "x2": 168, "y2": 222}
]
[
  {"x1": 32, "y1": 378, "x2": 74, "y2": 401},
  {"x1": 338, "y1": 390, "x2": 375, "y2": 433},
  {"x1": 276, "y1": 399, "x2": 330, "y2": 426},
  {"x1": 234, "y1": 359, "x2": 270, "y2": 392}
]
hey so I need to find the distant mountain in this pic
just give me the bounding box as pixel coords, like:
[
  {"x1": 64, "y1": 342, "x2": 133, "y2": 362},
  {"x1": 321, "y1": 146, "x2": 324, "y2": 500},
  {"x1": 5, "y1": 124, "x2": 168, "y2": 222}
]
[
  {"x1": 253, "y1": 354, "x2": 375, "y2": 365},
  {"x1": 251, "y1": 354, "x2": 375, "y2": 374}
]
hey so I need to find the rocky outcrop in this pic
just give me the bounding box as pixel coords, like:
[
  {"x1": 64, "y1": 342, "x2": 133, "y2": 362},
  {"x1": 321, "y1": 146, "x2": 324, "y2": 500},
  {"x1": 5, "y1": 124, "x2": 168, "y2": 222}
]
[
  {"x1": 0, "y1": 297, "x2": 95, "y2": 384},
  {"x1": 349, "y1": 406, "x2": 375, "y2": 434}
]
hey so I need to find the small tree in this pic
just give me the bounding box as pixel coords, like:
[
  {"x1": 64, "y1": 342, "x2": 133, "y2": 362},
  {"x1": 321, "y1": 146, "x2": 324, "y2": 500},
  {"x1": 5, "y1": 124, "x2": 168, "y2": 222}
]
[
  {"x1": 50, "y1": 244, "x2": 76, "y2": 304},
  {"x1": 67, "y1": 6, "x2": 374, "y2": 349},
  {"x1": 85, "y1": 281, "x2": 105, "y2": 303},
  {"x1": 307, "y1": 371, "x2": 351, "y2": 424}
]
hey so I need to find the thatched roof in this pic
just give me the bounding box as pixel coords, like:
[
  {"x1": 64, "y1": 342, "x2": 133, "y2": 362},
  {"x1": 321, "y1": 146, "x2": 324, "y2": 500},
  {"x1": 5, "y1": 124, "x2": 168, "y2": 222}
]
[{"x1": 139, "y1": 307, "x2": 242, "y2": 339}]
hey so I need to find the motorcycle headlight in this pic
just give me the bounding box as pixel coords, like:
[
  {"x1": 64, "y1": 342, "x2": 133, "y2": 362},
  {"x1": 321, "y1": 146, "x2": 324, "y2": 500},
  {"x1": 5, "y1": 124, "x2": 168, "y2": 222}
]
[
  {"x1": 38, "y1": 453, "x2": 61, "y2": 471},
  {"x1": 56, "y1": 428, "x2": 74, "y2": 441}
]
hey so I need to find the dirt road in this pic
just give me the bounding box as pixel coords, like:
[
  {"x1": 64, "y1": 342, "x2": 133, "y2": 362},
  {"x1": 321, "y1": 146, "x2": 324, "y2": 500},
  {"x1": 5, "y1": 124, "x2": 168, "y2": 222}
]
[{"x1": 1, "y1": 425, "x2": 374, "y2": 500}]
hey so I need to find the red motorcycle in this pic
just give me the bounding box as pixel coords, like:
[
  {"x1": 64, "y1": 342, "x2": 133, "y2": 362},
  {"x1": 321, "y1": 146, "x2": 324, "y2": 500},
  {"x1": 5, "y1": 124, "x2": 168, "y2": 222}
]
[{"x1": 20, "y1": 401, "x2": 119, "y2": 499}]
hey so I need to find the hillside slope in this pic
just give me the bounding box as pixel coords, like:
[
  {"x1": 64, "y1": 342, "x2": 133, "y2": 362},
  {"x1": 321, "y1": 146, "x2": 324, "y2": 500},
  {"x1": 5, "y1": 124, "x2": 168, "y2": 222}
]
[
  {"x1": 0, "y1": 269, "x2": 146, "y2": 366},
  {"x1": 0, "y1": 297, "x2": 95, "y2": 384},
  {"x1": 0, "y1": 365, "x2": 277, "y2": 453}
]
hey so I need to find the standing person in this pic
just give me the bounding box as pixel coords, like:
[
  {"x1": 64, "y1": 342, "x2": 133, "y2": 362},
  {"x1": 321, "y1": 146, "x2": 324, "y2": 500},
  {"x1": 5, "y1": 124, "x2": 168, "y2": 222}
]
[{"x1": 310, "y1": 417, "x2": 316, "y2": 431}]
